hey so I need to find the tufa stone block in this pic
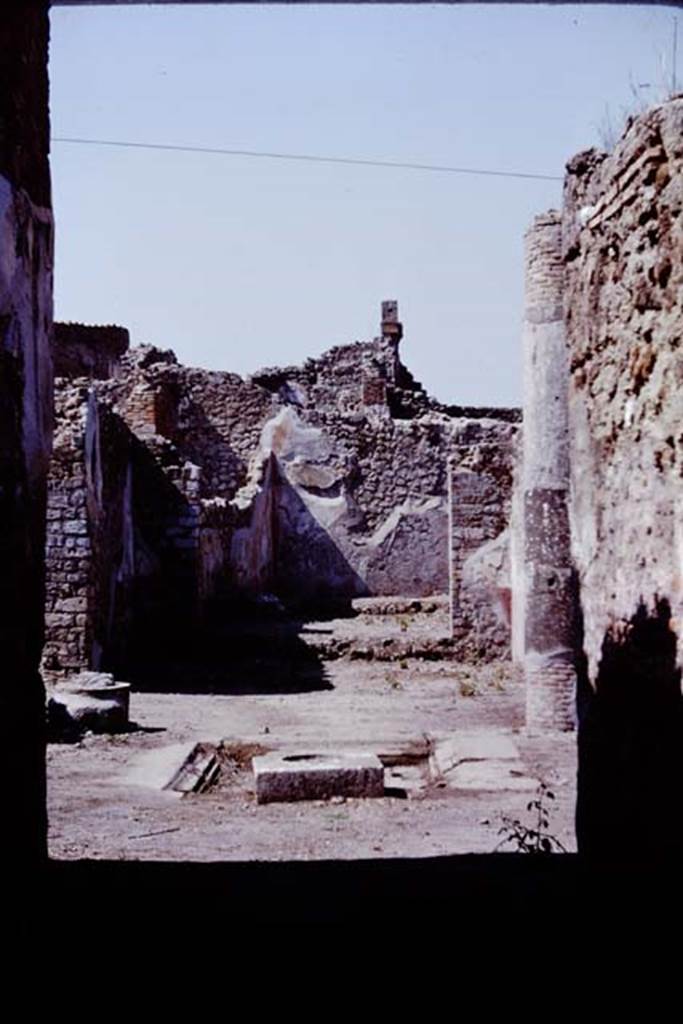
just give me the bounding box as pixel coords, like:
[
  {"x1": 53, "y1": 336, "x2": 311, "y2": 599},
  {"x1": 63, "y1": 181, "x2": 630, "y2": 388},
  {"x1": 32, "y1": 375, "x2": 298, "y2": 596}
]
[{"x1": 253, "y1": 750, "x2": 384, "y2": 804}]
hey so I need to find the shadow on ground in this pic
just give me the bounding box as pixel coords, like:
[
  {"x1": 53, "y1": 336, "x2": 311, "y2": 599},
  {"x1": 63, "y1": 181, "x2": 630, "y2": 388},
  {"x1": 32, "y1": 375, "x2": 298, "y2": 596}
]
[
  {"x1": 577, "y1": 596, "x2": 683, "y2": 858},
  {"x1": 122, "y1": 605, "x2": 340, "y2": 695},
  {"x1": 34, "y1": 853, "x2": 682, "y2": 932}
]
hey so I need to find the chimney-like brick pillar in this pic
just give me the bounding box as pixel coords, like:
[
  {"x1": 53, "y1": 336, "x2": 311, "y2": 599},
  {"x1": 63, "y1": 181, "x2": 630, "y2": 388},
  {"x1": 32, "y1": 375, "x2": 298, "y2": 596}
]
[{"x1": 522, "y1": 211, "x2": 577, "y2": 731}]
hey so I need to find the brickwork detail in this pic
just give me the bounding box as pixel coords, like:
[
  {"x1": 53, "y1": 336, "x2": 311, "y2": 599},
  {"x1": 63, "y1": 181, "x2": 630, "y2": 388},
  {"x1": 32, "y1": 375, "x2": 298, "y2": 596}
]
[{"x1": 562, "y1": 98, "x2": 683, "y2": 686}]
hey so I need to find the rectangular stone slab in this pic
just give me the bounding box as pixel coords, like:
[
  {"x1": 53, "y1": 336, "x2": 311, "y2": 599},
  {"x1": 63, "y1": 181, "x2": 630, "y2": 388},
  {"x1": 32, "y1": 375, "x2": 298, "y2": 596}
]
[
  {"x1": 430, "y1": 731, "x2": 520, "y2": 777},
  {"x1": 253, "y1": 751, "x2": 384, "y2": 804}
]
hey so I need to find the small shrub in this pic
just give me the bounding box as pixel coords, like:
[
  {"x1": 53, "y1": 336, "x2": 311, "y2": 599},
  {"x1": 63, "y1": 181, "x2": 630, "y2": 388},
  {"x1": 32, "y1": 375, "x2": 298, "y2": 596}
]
[{"x1": 495, "y1": 782, "x2": 566, "y2": 854}]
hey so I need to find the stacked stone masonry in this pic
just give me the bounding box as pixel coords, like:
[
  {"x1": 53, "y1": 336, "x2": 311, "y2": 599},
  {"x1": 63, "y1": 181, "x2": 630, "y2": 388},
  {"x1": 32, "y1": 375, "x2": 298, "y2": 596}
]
[
  {"x1": 560, "y1": 97, "x2": 683, "y2": 854},
  {"x1": 43, "y1": 383, "x2": 92, "y2": 675},
  {"x1": 448, "y1": 437, "x2": 516, "y2": 661},
  {"x1": 563, "y1": 98, "x2": 683, "y2": 685},
  {"x1": 44, "y1": 305, "x2": 519, "y2": 675}
]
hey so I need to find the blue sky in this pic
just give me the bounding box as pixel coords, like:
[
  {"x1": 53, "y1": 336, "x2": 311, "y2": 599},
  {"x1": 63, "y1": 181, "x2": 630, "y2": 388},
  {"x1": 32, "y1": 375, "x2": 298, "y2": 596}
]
[{"x1": 49, "y1": 4, "x2": 679, "y2": 406}]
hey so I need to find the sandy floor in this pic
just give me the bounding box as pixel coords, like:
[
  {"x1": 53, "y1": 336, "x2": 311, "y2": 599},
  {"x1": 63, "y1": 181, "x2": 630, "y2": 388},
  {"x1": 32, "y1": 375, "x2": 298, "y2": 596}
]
[{"x1": 47, "y1": 603, "x2": 578, "y2": 862}]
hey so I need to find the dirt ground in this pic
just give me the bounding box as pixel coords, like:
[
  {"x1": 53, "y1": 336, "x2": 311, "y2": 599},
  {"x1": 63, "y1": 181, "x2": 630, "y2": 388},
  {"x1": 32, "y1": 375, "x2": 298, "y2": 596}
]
[{"x1": 47, "y1": 600, "x2": 578, "y2": 862}]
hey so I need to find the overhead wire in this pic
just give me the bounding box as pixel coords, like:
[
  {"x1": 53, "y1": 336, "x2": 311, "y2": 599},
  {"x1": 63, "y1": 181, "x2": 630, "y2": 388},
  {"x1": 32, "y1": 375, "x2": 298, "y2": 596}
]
[{"x1": 51, "y1": 135, "x2": 563, "y2": 183}]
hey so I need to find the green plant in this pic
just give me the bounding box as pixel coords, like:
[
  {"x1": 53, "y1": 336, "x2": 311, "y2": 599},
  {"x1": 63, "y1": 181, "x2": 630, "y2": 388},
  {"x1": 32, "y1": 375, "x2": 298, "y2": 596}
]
[
  {"x1": 495, "y1": 782, "x2": 566, "y2": 854},
  {"x1": 459, "y1": 673, "x2": 477, "y2": 698}
]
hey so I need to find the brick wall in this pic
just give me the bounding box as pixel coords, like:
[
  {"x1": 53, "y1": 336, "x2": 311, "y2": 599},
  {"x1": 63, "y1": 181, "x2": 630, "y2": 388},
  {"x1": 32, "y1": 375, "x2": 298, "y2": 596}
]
[{"x1": 562, "y1": 99, "x2": 683, "y2": 854}]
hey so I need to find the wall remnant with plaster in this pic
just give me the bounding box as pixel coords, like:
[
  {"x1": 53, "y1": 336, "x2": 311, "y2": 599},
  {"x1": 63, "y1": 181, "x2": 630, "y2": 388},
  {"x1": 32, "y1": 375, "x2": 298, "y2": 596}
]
[{"x1": 44, "y1": 303, "x2": 519, "y2": 674}]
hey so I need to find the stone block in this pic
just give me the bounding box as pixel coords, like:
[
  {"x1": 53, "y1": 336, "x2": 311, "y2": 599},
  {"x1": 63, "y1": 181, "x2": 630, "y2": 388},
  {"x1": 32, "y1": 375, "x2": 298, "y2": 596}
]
[
  {"x1": 57, "y1": 596, "x2": 86, "y2": 613},
  {"x1": 48, "y1": 672, "x2": 131, "y2": 736},
  {"x1": 430, "y1": 730, "x2": 520, "y2": 776},
  {"x1": 253, "y1": 751, "x2": 384, "y2": 804},
  {"x1": 63, "y1": 520, "x2": 87, "y2": 536},
  {"x1": 45, "y1": 613, "x2": 70, "y2": 628},
  {"x1": 445, "y1": 760, "x2": 538, "y2": 792}
]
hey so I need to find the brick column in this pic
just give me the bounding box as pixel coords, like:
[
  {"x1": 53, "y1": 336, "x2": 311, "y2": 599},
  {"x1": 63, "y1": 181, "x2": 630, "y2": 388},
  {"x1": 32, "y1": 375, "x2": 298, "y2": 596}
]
[{"x1": 522, "y1": 211, "x2": 577, "y2": 731}]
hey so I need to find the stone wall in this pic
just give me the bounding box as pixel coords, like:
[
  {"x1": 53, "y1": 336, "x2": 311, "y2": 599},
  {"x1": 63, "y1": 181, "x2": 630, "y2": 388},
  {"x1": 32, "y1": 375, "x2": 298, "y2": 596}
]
[
  {"x1": 563, "y1": 98, "x2": 683, "y2": 685},
  {"x1": 0, "y1": 2, "x2": 52, "y2": 862},
  {"x1": 43, "y1": 382, "x2": 135, "y2": 677},
  {"x1": 53, "y1": 322, "x2": 129, "y2": 380},
  {"x1": 123, "y1": 433, "x2": 207, "y2": 661},
  {"x1": 509, "y1": 436, "x2": 525, "y2": 665},
  {"x1": 448, "y1": 427, "x2": 516, "y2": 661},
  {"x1": 44, "y1": 304, "x2": 520, "y2": 670},
  {"x1": 63, "y1": 306, "x2": 518, "y2": 605},
  {"x1": 104, "y1": 345, "x2": 275, "y2": 499},
  {"x1": 561, "y1": 99, "x2": 683, "y2": 854},
  {"x1": 43, "y1": 383, "x2": 91, "y2": 675},
  {"x1": 224, "y1": 314, "x2": 519, "y2": 610},
  {"x1": 43, "y1": 375, "x2": 228, "y2": 677}
]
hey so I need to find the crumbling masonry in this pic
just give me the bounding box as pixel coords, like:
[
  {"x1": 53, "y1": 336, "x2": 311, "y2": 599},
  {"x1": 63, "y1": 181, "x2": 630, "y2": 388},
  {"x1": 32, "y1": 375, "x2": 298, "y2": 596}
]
[
  {"x1": 43, "y1": 306, "x2": 519, "y2": 679},
  {"x1": 2, "y1": 1, "x2": 682, "y2": 858},
  {"x1": 515, "y1": 98, "x2": 683, "y2": 753},
  {"x1": 562, "y1": 99, "x2": 683, "y2": 854}
]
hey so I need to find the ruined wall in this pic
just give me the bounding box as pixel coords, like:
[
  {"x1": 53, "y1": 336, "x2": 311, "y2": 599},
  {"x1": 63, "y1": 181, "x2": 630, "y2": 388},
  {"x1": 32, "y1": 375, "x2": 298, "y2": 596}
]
[
  {"x1": 45, "y1": 343, "x2": 237, "y2": 674},
  {"x1": 53, "y1": 322, "x2": 129, "y2": 380},
  {"x1": 0, "y1": 3, "x2": 52, "y2": 861},
  {"x1": 253, "y1": 408, "x2": 369, "y2": 604},
  {"x1": 564, "y1": 99, "x2": 683, "y2": 683},
  {"x1": 234, "y1": 329, "x2": 519, "y2": 607},
  {"x1": 43, "y1": 384, "x2": 91, "y2": 675},
  {"x1": 104, "y1": 345, "x2": 275, "y2": 499},
  {"x1": 563, "y1": 98, "x2": 683, "y2": 855},
  {"x1": 197, "y1": 498, "x2": 235, "y2": 608},
  {"x1": 81, "y1": 309, "x2": 520, "y2": 608},
  {"x1": 249, "y1": 319, "x2": 519, "y2": 545},
  {"x1": 448, "y1": 426, "x2": 516, "y2": 661},
  {"x1": 44, "y1": 303, "x2": 520, "y2": 677},
  {"x1": 124, "y1": 434, "x2": 207, "y2": 660},
  {"x1": 45, "y1": 351, "x2": 246, "y2": 677},
  {"x1": 509, "y1": 436, "x2": 525, "y2": 665},
  {"x1": 43, "y1": 383, "x2": 135, "y2": 678}
]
